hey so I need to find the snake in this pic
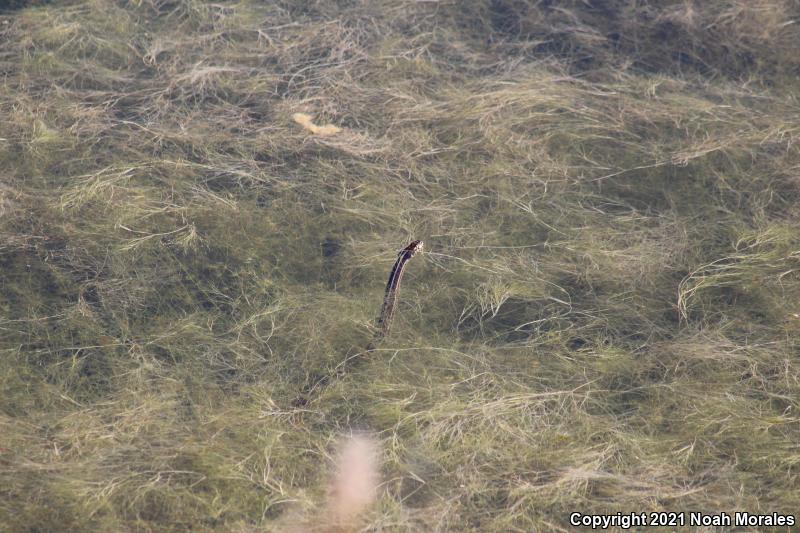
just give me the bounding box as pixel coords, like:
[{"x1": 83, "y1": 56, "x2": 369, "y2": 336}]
[
  {"x1": 368, "y1": 239, "x2": 424, "y2": 350},
  {"x1": 294, "y1": 240, "x2": 424, "y2": 406}
]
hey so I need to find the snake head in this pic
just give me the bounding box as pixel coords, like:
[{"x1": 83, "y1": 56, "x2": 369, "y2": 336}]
[{"x1": 403, "y1": 240, "x2": 424, "y2": 256}]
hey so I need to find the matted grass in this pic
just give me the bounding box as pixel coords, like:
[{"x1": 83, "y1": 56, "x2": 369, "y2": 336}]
[{"x1": 1, "y1": 0, "x2": 799, "y2": 531}]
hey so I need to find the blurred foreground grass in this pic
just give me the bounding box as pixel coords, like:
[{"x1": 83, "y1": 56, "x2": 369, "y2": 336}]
[{"x1": 1, "y1": 0, "x2": 799, "y2": 531}]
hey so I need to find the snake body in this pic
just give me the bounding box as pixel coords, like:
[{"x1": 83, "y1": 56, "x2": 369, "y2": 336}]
[
  {"x1": 295, "y1": 240, "x2": 424, "y2": 405},
  {"x1": 369, "y1": 240, "x2": 423, "y2": 349}
]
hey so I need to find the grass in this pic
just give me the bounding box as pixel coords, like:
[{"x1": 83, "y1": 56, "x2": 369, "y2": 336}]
[{"x1": 1, "y1": 0, "x2": 799, "y2": 531}]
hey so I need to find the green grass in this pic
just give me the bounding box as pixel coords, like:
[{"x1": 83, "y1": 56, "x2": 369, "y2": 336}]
[{"x1": 1, "y1": 0, "x2": 799, "y2": 531}]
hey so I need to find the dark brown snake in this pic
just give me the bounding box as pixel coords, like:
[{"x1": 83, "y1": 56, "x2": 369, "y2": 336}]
[
  {"x1": 367, "y1": 239, "x2": 424, "y2": 350},
  {"x1": 295, "y1": 240, "x2": 423, "y2": 406}
]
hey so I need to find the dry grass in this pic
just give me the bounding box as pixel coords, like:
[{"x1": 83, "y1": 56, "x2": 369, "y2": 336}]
[{"x1": 1, "y1": 0, "x2": 799, "y2": 531}]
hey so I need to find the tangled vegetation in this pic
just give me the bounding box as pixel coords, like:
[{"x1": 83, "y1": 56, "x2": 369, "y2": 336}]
[{"x1": 1, "y1": 0, "x2": 799, "y2": 531}]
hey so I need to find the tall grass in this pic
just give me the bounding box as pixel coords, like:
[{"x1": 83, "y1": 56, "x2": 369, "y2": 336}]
[{"x1": 1, "y1": 0, "x2": 799, "y2": 531}]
